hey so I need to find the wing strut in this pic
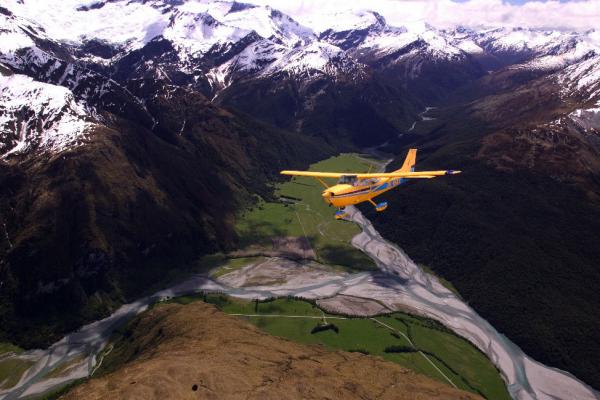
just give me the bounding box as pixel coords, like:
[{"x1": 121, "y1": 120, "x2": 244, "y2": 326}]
[{"x1": 314, "y1": 177, "x2": 330, "y2": 189}]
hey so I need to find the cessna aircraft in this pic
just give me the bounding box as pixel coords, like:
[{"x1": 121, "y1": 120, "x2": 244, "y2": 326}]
[{"x1": 281, "y1": 149, "x2": 461, "y2": 219}]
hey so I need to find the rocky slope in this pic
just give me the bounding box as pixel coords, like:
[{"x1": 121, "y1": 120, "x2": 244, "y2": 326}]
[{"x1": 61, "y1": 301, "x2": 480, "y2": 400}]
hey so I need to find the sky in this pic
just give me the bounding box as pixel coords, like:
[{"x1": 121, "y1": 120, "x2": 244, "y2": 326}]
[{"x1": 246, "y1": 0, "x2": 600, "y2": 31}]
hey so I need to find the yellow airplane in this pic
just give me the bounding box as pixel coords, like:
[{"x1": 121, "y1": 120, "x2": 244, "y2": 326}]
[{"x1": 281, "y1": 149, "x2": 461, "y2": 219}]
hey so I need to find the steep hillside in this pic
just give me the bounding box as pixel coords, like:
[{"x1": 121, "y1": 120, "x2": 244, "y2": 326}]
[
  {"x1": 0, "y1": 67, "x2": 330, "y2": 348},
  {"x1": 369, "y1": 67, "x2": 600, "y2": 388},
  {"x1": 61, "y1": 301, "x2": 481, "y2": 400}
]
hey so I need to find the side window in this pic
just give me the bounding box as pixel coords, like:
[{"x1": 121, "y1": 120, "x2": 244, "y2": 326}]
[{"x1": 339, "y1": 175, "x2": 357, "y2": 185}]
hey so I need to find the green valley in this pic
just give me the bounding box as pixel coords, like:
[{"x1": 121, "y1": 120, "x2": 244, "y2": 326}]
[{"x1": 235, "y1": 153, "x2": 379, "y2": 271}]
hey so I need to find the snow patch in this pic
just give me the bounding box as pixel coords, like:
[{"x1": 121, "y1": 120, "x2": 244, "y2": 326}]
[
  {"x1": 164, "y1": 10, "x2": 251, "y2": 56},
  {"x1": 557, "y1": 54, "x2": 600, "y2": 100},
  {"x1": 477, "y1": 28, "x2": 571, "y2": 54},
  {"x1": 0, "y1": 31, "x2": 35, "y2": 53},
  {"x1": 304, "y1": 9, "x2": 384, "y2": 34},
  {"x1": 264, "y1": 41, "x2": 348, "y2": 76},
  {"x1": 569, "y1": 106, "x2": 600, "y2": 130},
  {"x1": 219, "y1": 4, "x2": 314, "y2": 46},
  {"x1": 355, "y1": 21, "x2": 464, "y2": 61},
  {"x1": 454, "y1": 39, "x2": 483, "y2": 54},
  {"x1": 0, "y1": 73, "x2": 95, "y2": 158},
  {"x1": 0, "y1": 10, "x2": 42, "y2": 53},
  {"x1": 3, "y1": 0, "x2": 169, "y2": 50}
]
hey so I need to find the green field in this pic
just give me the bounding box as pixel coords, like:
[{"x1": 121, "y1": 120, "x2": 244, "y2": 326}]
[
  {"x1": 0, "y1": 342, "x2": 22, "y2": 356},
  {"x1": 164, "y1": 294, "x2": 510, "y2": 400},
  {"x1": 0, "y1": 342, "x2": 29, "y2": 390},
  {"x1": 235, "y1": 153, "x2": 379, "y2": 270}
]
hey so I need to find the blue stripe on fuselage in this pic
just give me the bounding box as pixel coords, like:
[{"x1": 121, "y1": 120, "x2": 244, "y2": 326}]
[{"x1": 371, "y1": 178, "x2": 407, "y2": 193}]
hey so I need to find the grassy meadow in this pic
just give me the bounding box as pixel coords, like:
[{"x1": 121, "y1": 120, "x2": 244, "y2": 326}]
[
  {"x1": 163, "y1": 294, "x2": 510, "y2": 400},
  {"x1": 235, "y1": 153, "x2": 380, "y2": 271}
]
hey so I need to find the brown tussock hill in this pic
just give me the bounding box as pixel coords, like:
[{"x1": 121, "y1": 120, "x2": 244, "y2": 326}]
[{"x1": 62, "y1": 302, "x2": 481, "y2": 400}]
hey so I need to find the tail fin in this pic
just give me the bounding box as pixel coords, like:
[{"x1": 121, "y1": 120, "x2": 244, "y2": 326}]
[{"x1": 395, "y1": 148, "x2": 417, "y2": 173}]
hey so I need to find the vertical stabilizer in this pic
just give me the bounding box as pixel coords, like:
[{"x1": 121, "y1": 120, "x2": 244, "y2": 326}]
[{"x1": 396, "y1": 148, "x2": 417, "y2": 172}]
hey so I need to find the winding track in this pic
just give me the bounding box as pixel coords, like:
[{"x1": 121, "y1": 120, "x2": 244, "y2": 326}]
[
  {"x1": 225, "y1": 311, "x2": 458, "y2": 389},
  {"x1": 369, "y1": 317, "x2": 457, "y2": 389}
]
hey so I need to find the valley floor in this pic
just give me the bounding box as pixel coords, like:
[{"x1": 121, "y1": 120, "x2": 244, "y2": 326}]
[
  {"x1": 234, "y1": 153, "x2": 380, "y2": 271},
  {"x1": 0, "y1": 154, "x2": 598, "y2": 400}
]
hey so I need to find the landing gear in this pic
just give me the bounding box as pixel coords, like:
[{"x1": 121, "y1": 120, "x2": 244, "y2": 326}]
[
  {"x1": 369, "y1": 199, "x2": 388, "y2": 212},
  {"x1": 335, "y1": 208, "x2": 348, "y2": 220}
]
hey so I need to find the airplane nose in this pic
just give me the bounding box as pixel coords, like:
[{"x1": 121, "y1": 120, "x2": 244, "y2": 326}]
[{"x1": 322, "y1": 191, "x2": 334, "y2": 199}]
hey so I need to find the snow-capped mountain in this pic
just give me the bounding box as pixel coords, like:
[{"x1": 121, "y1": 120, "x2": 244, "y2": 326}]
[
  {"x1": 207, "y1": 39, "x2": 362, "y2": 90},
  {"x1": 474, "y1": 27, "x2": 578, "y2": 56},
  {"x1": 3, "y1": 1, "x2": 599, "y2": 95},
  {"x1": 558, "y1": 52, "x2": 600, "y2": 102},
  {"x1": 162, "y1": 2, "x2": 314, "y2": 62},
  {"x1": 0, "y1": 70, "x2": 96, "y2": 158},
  {"x1": 0, "y1": 7, "x2": 39, "y2": 54},
  {"x1": 557, "y1": 53, "x2": 600, "y2": 130},
  {"x1": 1, "y1": 0, "x2": 599, "y2": 157}
]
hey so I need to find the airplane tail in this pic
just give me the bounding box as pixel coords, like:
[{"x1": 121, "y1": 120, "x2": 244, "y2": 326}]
[{"x1": 395, "y1": 148, "x2": 417, "y2": 173}]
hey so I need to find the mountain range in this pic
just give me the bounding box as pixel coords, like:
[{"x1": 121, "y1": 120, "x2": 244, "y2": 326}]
[{"x1": 1, "y1": 0, "x2": 599, "y2": 393}]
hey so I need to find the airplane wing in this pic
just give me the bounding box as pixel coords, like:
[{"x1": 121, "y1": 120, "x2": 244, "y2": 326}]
[{"x1": 280, "y1": 170, "x2": 461, "y2": 179}]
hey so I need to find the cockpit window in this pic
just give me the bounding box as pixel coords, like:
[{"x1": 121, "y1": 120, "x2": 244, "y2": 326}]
[{"x1": 338, "y1": 175, "x2": 357, "y2": 185}]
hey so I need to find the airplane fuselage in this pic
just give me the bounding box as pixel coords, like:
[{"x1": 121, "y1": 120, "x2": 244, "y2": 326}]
[
  {"x1": 280, "y1": 148, "x2": 460, "y2": 219},
  {"x1": 322, "y1": 177, "x2": 406, "y2": 208}
]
